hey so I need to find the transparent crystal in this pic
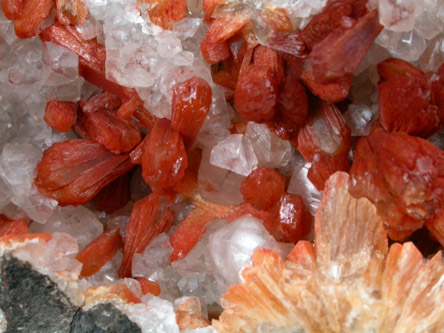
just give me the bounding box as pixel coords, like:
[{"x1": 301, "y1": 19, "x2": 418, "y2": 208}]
[
  {"x1": 42, "y1": 42, "x2": 79, "y2": 87},
  {"x1": 45, "y1": 232, "x2": 82, "y2": 273},
  {"x1": 127, "y1": 297, "x2": 180, "y2": 333},
  {"x1": 86, "y1": 251, "x2": 123, "y2": 286},
  {"x1": 210, "y1": 134, "x2": 258, "y2": 177},
  {"x1": 376, "y1": 29, "x2": 427, "y2": 62},
  {"x1": 418, "y1": 35, "x2": 444, "y2": 72},
  {"x1": 245, "y1": 122, "x2": 292, "y2": 169},
  {"x1": 173, "y1": 220, "x2": 225, "y2": 278},
  {"x1": 0, "y1": 10, "x2": 17, "y2": 45},
  {"x1": 0, "y1": 38, "x2": 44, "y2": 99},
  {"x1": 196, "y1": 110, "x2": 232, "y2": 149},
  {"x1": 76, "y1": 15, "x2": 102, "y2": 40},
  {"x1": 132, "y1": 233, "x2": 173, "y2": 279},
  {"x1": 0, "y1": 143, "x2": 58, "y2": 223},
  {"x1": 344, "y1": 104, "x2": 378, "y2": 137},
  {"x1": 208, "y1": 215, "x2": 291, "y2": 294},
  {"x1": 30, "y1": 205, "x2": 103, "y2": 250},
  {"x1": 0, "y1": 178, "x2": 10, "y2": 210},
  {"x1": 414, "y1": 11, "x2": 444, "y2": 40},
  {"x1": 288, "y1": 154, "x2": 322, "y2": 217},
  {"x1": 378, "y1": 0, "x2": 421, "y2": 32},
  {"x1": 45, "y1": 77, "x2": 84, "y2": 102},
  {"x1": 198, "y1": 148, "x2": 244, "y2": 206},
  {"x1": 0, "y1": 97, "x2": 18, "y2": 147},
  {"x1": 84, "y1": 0, "x2": 108, "y2": 20}
]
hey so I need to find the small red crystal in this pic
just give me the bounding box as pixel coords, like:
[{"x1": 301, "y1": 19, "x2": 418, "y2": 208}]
[
  {"x1": 241, "y1": 167, "x2": 285, "y2": 211},
  {"x1": 171, "y1": 77, "x2": 212, "y2": 147},
  {"x1": 76, "y1": 226, "x2": 123, "y2": 277},
  {"x1": 141, "y1": 118, "x2": 188, "y2": 193},
  {"x1": 44, "y1": 101, "x2": 78, "y2": 132}
]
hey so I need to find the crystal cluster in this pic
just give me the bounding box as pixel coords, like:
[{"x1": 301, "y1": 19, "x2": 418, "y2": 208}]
[{"x1": 1, "y1": 0, "x2": 444, "y2": 331}]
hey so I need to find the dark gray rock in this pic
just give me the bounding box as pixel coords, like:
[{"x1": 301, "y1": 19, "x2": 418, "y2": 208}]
[
  {"x1": 0, "y1": 253, "x2": 142, "y2": 333},
  {"x1": 0, "y1": 254, "x2": 77, "y2": 333},
  {"x1": 71, "y1": 303, "x2": 141, "y2": 333}
]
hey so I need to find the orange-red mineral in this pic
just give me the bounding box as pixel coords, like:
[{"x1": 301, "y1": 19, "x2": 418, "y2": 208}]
[
  {"x1": 171, "y1": 77, "x2": 212, "y2": 147},
  {"x1": 300, "y1": 0, "x2": 353, "y2": 50},
  {"x1": 55, "y1": 0, "x2": 88, "y2": 26},
  {"x1": 44, "y1": 101, "x2": 78, "y2": 132},
  {"x1": 234, "y1": 46, "x2": 284, "y2": 122},
  {"x1": 143, "y1": 0, "x2": 188, "y2": 30},
  {"x1": 75, "y1": 109, "x2": 142, "y2": 154},
  {"x1": 92, "y1": 172, "x2": 132, "y2": 214},
  {"x1": 378, "y1": 58, "x2": 442, "y2": 138},
  {"x1": 0, "y1": 220, "x2": 29, "y2": 237},
  {"x1": 76, "y1": 226, "x2": 123, "y2": 277},
  {"x1": 81, "y1": 91, "x2": 122, "y2": 114},
  {"x1": 141, "y1": 118, "x2": 188, "y2": 193},
  {"x1": 35, "y1": 139, "x2": 134, "y2": 206},
  {"x1": 240, "y1": 167, "x2": 285, "y2": 211},
  {"x1": 310, "y1": 10, "x2": 382, "y2": 84},
  {"x1": 264, "y1": 193, "x2": 305, "y2": 243},
  {"x1": 297, "y1": 101, "x2": 350, "y2": 190},
  {"x1": 14, "y1": 0, "x2": 55, "y2": 39},
  {"x1": 349, "y1": 124, "x2": 444, "y2": 240},
  {"x1": 1, "y1": 0, "x2": 23, "y2": 20},
  {"x1": 119, "y1": 193, "x2": 175, "y2": 277}
]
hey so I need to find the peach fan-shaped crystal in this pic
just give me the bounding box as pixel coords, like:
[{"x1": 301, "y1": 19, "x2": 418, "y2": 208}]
[{"x1": 214, "y1": 172, "x2": 444, "y2": 332}]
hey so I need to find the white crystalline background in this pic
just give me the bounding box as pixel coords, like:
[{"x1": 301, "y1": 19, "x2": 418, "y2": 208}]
[{"x1": 30, "y1": 205, "x2": 104, "y2": 250}]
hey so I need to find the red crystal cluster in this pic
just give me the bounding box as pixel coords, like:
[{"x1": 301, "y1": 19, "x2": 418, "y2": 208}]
[{"x1": 2, "y1": 0, "x2": 444, "y2": 295}]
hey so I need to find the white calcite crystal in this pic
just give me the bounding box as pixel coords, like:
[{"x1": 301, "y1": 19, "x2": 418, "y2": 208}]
[
  {"x1": 173, "y1": 217, "x2": 292, "y2": 297},
  {"x1": 127, "y1": 297, "x2": 180, "y2": 333},
  {"x1": 210, "y1": 134, "x2": 258, "y2": 177},
  {"x1": 132, "y1": 233, "x2": 174, "y2": 282},
  {"x1": 132, "y1": 233, "x2": 184, "y2": 302},
  {"x1": 86, "y1": 251, "x2": 123, "y2": 287},
  {"x1": 0, "y1": 143, "x2": 58, "y2": 223},
  {"x1": 288, "y1": 155, "x2": 322, "y2": 217},
  {"x1": 378, "y1": 0, "x2": 421, "y2": 32},
  {"x1": 132, "y1": 232, "x2": 219, "y2": 314},
  {"x1": 0, "y1": 37, "x2": 44, "y2": 100},
  {"x1": 344, "y1": 103, "x2": 378, "y2": 137},
  {"x1": 245, "y1": 122, "x2": 292, "y2": 169},
  {"x1": 198, "y1": 148, "x2": 245, "y2": 206},
  {"x1": 42, "y1": 41, "x2": 79, "y2": 87},
  {"x1": 207, "y1": 216, "x2": 292, "y2": 293},
  {"x1": 1, "y1": 0, "x2": 444, "y2": 330},
  {"x1": 30, "y1": 206, "x2": 103, "y2": 250},
  {"x1": 376, "y1": 29, "x2": 427, "y2": 62},
  {"x1": 0, "y1": 97, "x2": 18, "y2": 147},
  {"x1": 419, "y1": 35, "x2": 444, "y2": 72},
  {"x1": 273, "y1": 0, "x2": 328, "y2": 18}
]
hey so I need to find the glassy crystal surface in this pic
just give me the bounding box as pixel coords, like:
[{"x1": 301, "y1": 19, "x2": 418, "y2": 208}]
[
  {"x1": 245, "y1": 122, "x2": 292, "y2": 169},
  {"x1": 30, "y1": 206, "x2": 103, "y2": 250},
  {"x1": 344, "y1": 104, "x2": 379, "y2": 137},
  {"x1": 0, "y1": 143, "x2": 57, "y2": 223},
  {"x1": 210, "y1": 134, "x2": 258, "y2": 177},
  {"x1": 198, "y1": 148, "x2": 245, "y2": 206},
  {"x1": 288, "y1": 154, "x2": 322, "y2": 217},
  {"x1": 378, "y1": 0, "x2": 420, "y2": 32}
]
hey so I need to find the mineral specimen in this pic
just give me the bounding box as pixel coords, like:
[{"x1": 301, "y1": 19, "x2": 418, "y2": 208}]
[{"x1": 1, "y1": 0, "x2": 444, "y2": 331}]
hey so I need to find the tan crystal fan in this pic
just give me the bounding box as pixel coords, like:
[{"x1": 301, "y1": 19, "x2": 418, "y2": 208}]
[{"x1": 215, "y1": 172, "x2": 444, "y2": 333}]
